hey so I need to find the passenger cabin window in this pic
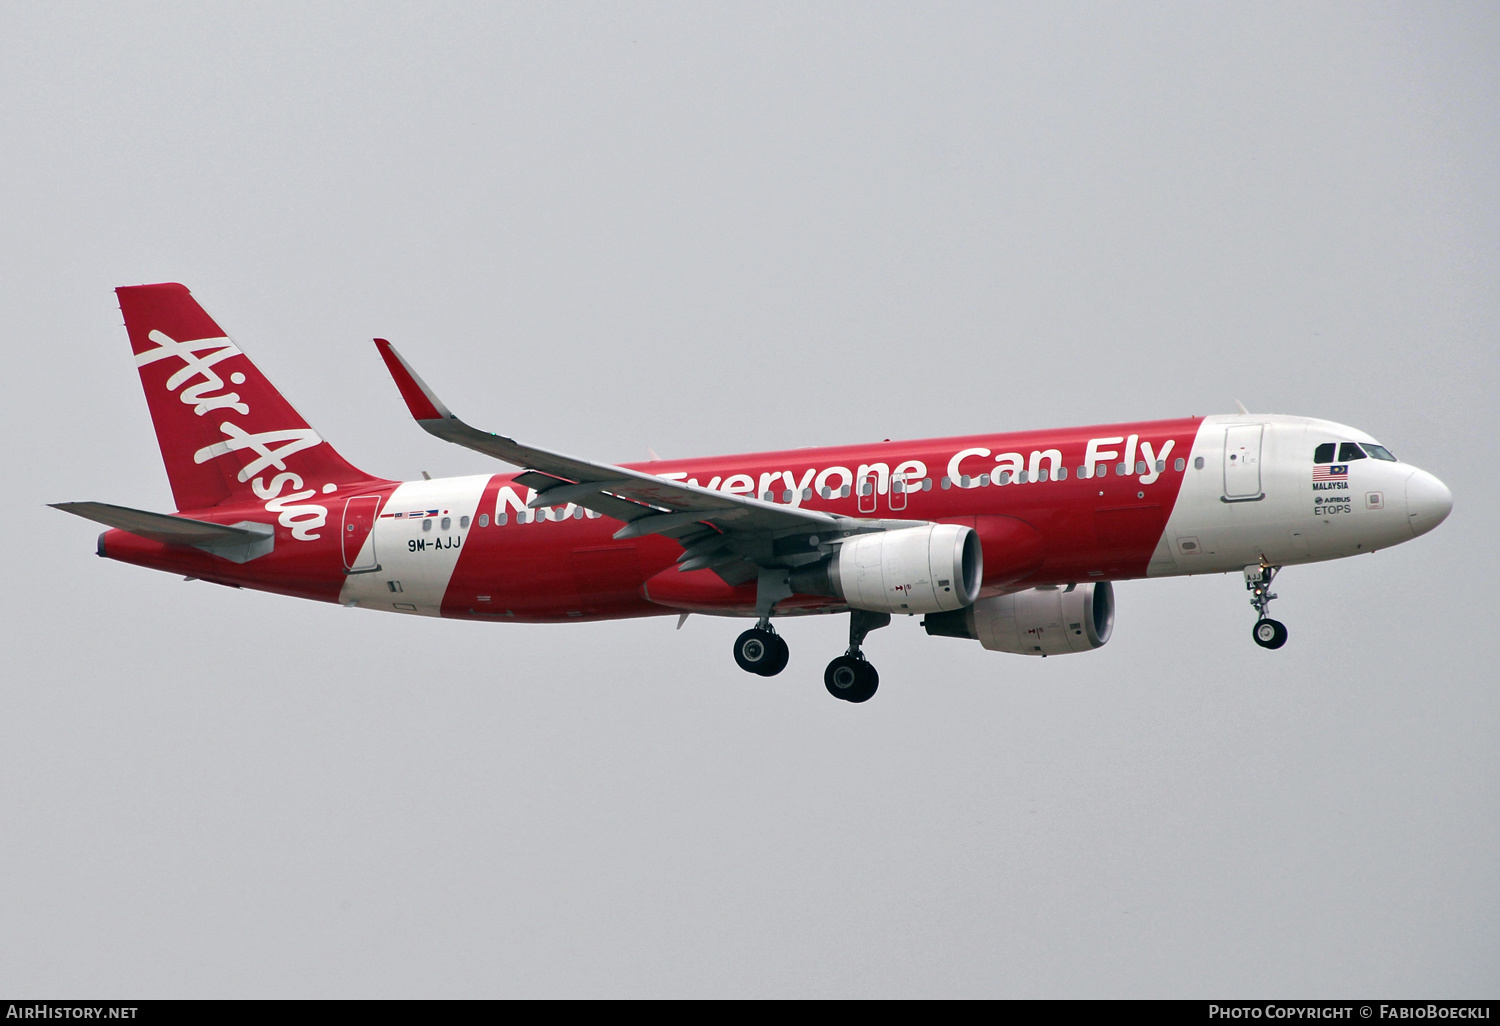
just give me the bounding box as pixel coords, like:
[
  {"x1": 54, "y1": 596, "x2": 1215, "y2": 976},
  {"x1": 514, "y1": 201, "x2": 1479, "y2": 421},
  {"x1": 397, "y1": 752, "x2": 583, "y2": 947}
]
[
  {"x1": 1365, "y1": 443, "x2": 1398, "y2": 462},
  {"x1": 1338, "y1": 442, "x2": 1368, "y2": 462},
  {"x1": 1314, "y1": 443, "x2": 1336, "y2": 464}
]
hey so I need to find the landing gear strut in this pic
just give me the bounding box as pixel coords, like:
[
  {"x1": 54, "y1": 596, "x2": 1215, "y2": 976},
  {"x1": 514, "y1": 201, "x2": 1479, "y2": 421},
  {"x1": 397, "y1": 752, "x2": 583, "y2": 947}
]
[
  {"x1": 734, "y1": 618, "x2": 789, "y2": 676},
  {"x1": 824, "y1": 610, "x2": 889, "y2": 703},
  {"x1": 1245, "y1": 562, "x2": 1288, "y2": 650}
]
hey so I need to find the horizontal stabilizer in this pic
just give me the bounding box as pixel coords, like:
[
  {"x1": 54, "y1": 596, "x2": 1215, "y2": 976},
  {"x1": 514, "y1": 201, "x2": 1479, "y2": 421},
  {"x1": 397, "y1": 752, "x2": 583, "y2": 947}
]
[{"x1": 51, "y1": 502, "x2": 275, "y2": 563}]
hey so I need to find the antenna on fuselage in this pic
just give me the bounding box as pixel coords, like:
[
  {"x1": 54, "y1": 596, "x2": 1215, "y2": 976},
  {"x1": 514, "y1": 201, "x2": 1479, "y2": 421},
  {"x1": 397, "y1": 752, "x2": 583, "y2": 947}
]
[{"x1": 1235, "y1": 400, "x2": 1250, "y2": 415}]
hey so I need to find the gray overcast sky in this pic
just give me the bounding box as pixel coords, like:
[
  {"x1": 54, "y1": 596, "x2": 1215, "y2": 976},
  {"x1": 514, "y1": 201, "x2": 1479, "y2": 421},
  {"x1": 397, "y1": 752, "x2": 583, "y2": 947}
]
[{"x1": 2, "y1": 1, "x2": 1495, "y2": 998}]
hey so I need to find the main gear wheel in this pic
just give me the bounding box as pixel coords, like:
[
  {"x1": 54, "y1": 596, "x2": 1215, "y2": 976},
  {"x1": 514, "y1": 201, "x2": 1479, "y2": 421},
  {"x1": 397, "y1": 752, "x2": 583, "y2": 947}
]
[
  {"x1": 733, "y1": 627, "x2": 789, "y2": 676},
  {"x1": 824, "y1": 655, "x2": 878, "y2": 703}
]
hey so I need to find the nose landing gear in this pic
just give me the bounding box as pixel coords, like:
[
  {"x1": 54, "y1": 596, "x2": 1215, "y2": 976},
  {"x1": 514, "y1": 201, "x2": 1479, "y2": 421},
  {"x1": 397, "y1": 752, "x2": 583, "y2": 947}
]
[{"x1": 1245, "y1": 562, "x2": 1288, "y2": 649}]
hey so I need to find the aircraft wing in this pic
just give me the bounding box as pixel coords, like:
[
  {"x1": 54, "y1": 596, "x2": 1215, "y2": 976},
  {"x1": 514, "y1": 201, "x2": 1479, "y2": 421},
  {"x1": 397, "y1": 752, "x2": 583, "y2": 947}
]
[{"x1": 374, "y1": 339, "x2": 885, "y2": 584}]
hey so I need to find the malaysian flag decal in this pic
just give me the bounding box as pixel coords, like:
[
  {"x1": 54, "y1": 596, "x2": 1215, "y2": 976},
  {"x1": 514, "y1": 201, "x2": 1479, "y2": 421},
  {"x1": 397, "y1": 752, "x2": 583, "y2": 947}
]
[{"x1": 1313, "y1": 464, "x2": 1349, "y2": 482}]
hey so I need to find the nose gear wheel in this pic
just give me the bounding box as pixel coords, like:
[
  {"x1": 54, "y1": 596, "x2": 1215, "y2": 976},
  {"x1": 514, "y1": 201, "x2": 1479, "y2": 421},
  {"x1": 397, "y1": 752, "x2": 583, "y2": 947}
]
[
  {"x1": 1253, "y1": 618, "x2": 1288, "y2": 649},
  {"x1": 1244, "y1": 561, "x2": 1290, "y2": 649}
]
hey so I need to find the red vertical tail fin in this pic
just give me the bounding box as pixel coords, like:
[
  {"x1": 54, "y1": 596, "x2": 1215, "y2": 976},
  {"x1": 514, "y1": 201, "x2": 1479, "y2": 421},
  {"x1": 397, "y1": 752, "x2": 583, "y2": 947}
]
[{"x1": 117, "y1": 283, "x2": 377, "y2": 512}]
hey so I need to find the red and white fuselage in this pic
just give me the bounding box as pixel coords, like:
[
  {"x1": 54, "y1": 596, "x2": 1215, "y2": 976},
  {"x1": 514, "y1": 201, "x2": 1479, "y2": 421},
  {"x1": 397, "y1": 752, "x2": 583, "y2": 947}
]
[
  {"x1": 99, "y1": 413, "x2": 1449, "y2": 614},
  {"x1": 62, "y1": 284, "x2": 1452, "y2": 697}
]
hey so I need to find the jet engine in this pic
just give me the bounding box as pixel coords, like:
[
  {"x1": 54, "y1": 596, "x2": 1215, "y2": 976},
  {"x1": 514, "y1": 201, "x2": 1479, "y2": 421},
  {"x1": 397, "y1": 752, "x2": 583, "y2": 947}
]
[
  {"x1": 921, "y1": 582, "x2": 1114, "y2": 656},
  {"x1": 791, "y1": 524, "x2": 982, "y2": 615}
]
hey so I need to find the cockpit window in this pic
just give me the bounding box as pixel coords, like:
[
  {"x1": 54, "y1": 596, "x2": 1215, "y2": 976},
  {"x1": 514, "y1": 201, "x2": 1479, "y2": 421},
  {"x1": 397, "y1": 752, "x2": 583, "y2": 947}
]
[
  {"x1": 1364, "y1": 443, "x2": 1398, "y2": 462},
  {"x1": 1313, "y1": 443, "x2": 1336, "y2": 464},
  {"x1": 1338, "y1": 442, "x2": 1368, "y2": 462}
]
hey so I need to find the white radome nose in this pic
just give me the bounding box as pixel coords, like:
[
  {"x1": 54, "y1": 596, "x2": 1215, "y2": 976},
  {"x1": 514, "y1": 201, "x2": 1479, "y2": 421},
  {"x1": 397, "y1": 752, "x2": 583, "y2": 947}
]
[{"x1": 1405, "y1": 469, "x2": 1453, "y2": 538}]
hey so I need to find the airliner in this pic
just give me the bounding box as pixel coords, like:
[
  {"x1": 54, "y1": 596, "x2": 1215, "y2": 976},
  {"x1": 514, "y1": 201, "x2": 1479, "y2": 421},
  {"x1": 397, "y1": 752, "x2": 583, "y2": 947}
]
[{"x1": 54, "y1": 284, "x2": 1453, "y2": 703}]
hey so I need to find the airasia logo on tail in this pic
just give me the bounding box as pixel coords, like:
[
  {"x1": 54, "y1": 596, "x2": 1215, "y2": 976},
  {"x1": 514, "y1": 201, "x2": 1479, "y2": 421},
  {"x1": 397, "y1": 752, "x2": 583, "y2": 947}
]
[
  {"x1": 135, "y1": 330, "x2": 250, "y2": 415},
  {"x1": 136, "y1": 329, "x2": 330, "y2": 539}
]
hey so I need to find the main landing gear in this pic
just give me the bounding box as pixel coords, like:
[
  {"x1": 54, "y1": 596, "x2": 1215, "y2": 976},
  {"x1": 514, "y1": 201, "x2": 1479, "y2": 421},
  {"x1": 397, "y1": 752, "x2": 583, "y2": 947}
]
[
  {"x1": 734, "y1": 620, "x2": 789, "y2": 676},
  {"x1": 729, "y1": 609, "x2": 891, "y2": 703},
  {"x1": 824, "y1": 610, "x2": 890, "y2": 704},
  {"x1": 1245, "y1": 562, "x2": 1288, "y2": 650},
  {"x1": 734, "y1": 570, "x2": 794, "y2": 677}
]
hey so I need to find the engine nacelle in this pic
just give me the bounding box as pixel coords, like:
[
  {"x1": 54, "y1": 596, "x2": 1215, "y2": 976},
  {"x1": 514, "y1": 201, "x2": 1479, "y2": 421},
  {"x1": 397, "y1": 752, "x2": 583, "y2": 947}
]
[
  {"x1": 796, "y1": 524, "x2": 981, "y2": 615},
  {"x1": 922, "y1": 582, "x2": 1114, "y2": 656}
]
